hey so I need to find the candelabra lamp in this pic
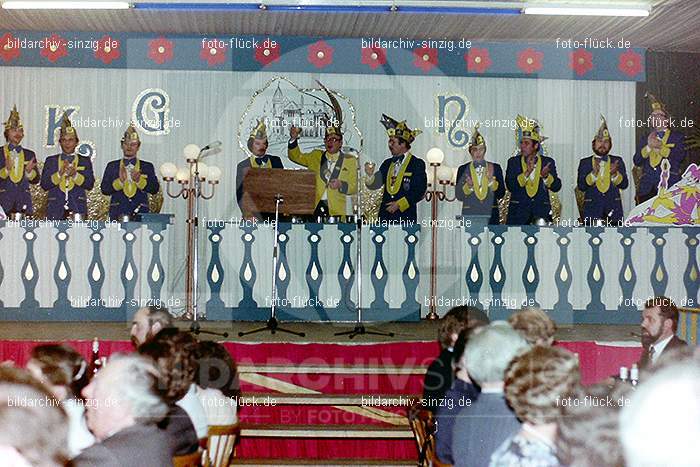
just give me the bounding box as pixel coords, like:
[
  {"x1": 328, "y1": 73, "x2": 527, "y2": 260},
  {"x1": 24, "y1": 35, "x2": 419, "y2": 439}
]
[
  {"x1": 159, "y1": 144, "x2": 222, "y2": 334},
  {"x1": 424, "y1": 147, "x2": 457, "y2": 320}
]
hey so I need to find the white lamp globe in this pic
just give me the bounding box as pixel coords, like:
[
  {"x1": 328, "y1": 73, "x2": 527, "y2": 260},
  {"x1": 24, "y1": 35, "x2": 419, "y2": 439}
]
[
  {"x1": 208, "y1": 166, "x2": 222, "y2": 183},
  {"x1": 159, "y1": 162, "x2": 177, "y2": 179},
  {"x1": 426, "y1": 147, "x2": 445, "y2": 165},
  {"x1": 192, "y1": 162, "x2": 208, "y2": 180},
  {"x1": 437, "y1": 165, "x2": 453, "y2": 183},
  {"x1": 176, "y1": 167, "x2": 190, "y2": 183},
  {"x1": 183, "y1": 144, "x2": 200, "y2": 162}
]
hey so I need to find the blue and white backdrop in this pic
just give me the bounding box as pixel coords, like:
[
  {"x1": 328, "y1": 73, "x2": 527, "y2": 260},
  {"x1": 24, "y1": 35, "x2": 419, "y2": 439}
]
[{"x1": 2, "y1": 32, "x2": 693, "y2": 323}]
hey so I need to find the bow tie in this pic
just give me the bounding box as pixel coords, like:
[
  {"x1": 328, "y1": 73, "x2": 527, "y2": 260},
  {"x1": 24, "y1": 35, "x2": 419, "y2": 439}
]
[
  {"x1": 123, "y1": 158, "x2": 137, "y2": 166},
  {"x1": 391, "y1": 155, "x2": 404, "y2": 164},
  {"x1": 595, "y1": 155, "x2": 609, "y2": 162},
  {"x1": 7, "y1": 144, "x2": 21, "y2": 153},
  {"x1": 61, "y1": 153, "x2": 76, "y2": 162},
  {"x1": 473, "y1": 161, "x2": 486, "y2": 169},
  {"x1": 254, "y1": 155, "x2": 269, "y2": 166}
]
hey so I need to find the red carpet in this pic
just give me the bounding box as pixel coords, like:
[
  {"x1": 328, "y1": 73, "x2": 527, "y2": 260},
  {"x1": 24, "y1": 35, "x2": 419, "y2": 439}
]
[{"x1": 0, "y1": 339, "x2": 642, "y2": 460}]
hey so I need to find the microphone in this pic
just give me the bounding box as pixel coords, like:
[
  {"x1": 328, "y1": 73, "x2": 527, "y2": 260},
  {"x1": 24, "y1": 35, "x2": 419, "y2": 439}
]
[{"x1": 200, "y1": 141, "x2": 222, "y2": 152}]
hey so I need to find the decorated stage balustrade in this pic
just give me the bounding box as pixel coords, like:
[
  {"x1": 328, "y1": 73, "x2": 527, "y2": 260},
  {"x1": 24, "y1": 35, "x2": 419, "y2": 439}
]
[{"x1": 0, "y1": 218, "x2": 698, "y2": 327}]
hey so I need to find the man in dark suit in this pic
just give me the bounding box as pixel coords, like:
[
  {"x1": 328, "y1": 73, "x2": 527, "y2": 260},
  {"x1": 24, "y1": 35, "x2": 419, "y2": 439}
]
[
  {"x1": 365, "y1": 114, "x2": 427, "y2": 223},
  {"x1": 422, "y1": 306, "x2": 489, "y2": 413},
  {"x1": 74, "y1": 354, "x2": 173, "y2": 467},
  {"x1": 40, "y1": 114, "x2": 95, "y2": 220},
  {"x1": 451, "y1": 322, "x2": 530, "y2": 467},
  {"x1": 100, "y1": 123, "x2": 160, "y2": 220},
  {"x1": 236, "y1": 120, "x2": 284, "y2": 220},
  {"x1": 0, "y1": 106, "x2": 40, "y2": 216},
  {"x1": 505, "y1": 115, "x2": 561, "y2": 225},
  {"x1": 637, "y1": 296, "x2": 687, "y2": 369},
  {"x1": 577, "y1": 116, "x2": 629, "y2": 225},
  {"x1": 633, "y1": 93, "x2": 689, "y2": 204},
  {"x1": 455, "y1": 125, "x2": 505, "y2": 224}
]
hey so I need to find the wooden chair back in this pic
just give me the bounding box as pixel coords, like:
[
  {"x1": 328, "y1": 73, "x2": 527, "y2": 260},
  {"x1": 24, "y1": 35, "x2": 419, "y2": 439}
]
[
  {"x1": 203, "y1": 423, "x2": 240, "y2": 467},
  {"x1": 173, "y1": 450, "x2": 202, "y2": 467},
  {"x1": 407, "y1": 402, "x2": 437, "y2": 467}
]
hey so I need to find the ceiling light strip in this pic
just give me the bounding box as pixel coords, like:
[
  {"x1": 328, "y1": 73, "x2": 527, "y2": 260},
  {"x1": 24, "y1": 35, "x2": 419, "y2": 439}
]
[
  {"x1": 133, "y1": 2, "x2": 521, "y2": 14},
  {"x1": 524, "y1": 5, "x2": 650, "y2": 17},
  {"x1": 2, "y1": 1, "x2": 131, "y2": 8}
]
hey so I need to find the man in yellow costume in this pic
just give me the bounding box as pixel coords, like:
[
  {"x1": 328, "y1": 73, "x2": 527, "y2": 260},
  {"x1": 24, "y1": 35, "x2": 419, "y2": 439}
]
[
  {"x1": 100, "y1": 123, "x2": 160, "y2": 220},
  {"x1": 40, "y1": 115, "x2": 95, "y2": 219},
  {"x1": 288, "y1": 83, "x2": 357, "y2": 219},
  {"x1": 633, "y1": 93, "x2": 688, "y2": 204},
  {"x1": 0, "y1": 105, "x2": 40, "y2": 216}
]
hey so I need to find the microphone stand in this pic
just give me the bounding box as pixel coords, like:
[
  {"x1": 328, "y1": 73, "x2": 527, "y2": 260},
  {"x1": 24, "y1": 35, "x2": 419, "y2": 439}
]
[
  {"x1": 334, "y1": 150, "x2": 394, "y2": 339},
  {"x1": 190, "y1": 147, "x2": 228, "y2": 337},
  {"x1": 238, "y1": 194, "x2": 305, "y2": 337}
]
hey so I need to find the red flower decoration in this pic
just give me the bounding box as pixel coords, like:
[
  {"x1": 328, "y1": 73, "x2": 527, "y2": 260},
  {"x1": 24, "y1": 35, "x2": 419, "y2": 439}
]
[
  {"x1": 618, "y1": 50, "x2": 642, "y2": 77},
  {"x1": 94, "y1": 35, "x2": 121, "y2": 64},
  {"x1": 361, "y1": 47, "x2": 386, "y2": 70},
  {"x1": 40, "y1": 34, "x2": 68, "y2": 63},
  {"x1": 465, "y1": 48, "x2": 492, "y2": 73},
  {"x1": 0, "y1": 33, "x2": 21, "y2": 63},
  {"x1": 200, "y1": 40, "x2": 227, "y2": 66},
  {"x1": 255, "y1": 41, "x2": 281, "y2": 66},
  {"x1": 307, "y1": 40, "x2": 333, "y2": 69},
  {"x1": 413, "y1": 46, "x2": 438, "y2": 72},
  {"x1": 569, "y1": 49, "x2": 593, "y2": 77},
  {"x1": 148, "y1": 37, "x2": 174, "y2": 65},
  {"x1": 517, "y1": 48, "x2": 544, "y2": 74}
]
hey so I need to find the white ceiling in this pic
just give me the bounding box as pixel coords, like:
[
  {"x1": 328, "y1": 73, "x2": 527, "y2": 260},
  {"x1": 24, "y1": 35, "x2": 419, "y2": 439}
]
[{"x1": 1, "y1": 0, "x2": 698, "y2": 52}]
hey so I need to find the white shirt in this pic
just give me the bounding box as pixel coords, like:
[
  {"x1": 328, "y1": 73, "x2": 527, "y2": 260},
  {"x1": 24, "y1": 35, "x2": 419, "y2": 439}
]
[
  {"x1": 176, "y1": 384, "x2": 209, "y2": 438},
  {"x1": 650, "y1": 334, "x2": 674, "y2": 364},
  {"x1": 591, "y1": 158, "x2": 605, "y2": 182},
  {"x1": 392, "y1": 154, "x2": 405, "y2": 178},
  {"x1": 62, "y1": 398, "x2": 95, "y2": 458},
  {"x1": 196, "y1": 386, "x2": 238, "y2": 426},
  {"x1": 321, "y1": 152, "x2": 340, "y2": 202}
]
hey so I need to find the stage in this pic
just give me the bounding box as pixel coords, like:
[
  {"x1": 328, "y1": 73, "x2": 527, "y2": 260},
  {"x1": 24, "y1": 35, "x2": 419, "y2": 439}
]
[{"x1": 0, "y1": 321, "x2": 642, "y2": 463}]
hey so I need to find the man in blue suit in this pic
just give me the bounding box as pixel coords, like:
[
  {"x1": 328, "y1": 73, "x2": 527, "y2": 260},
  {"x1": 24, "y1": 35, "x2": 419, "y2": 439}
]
[
  {"x1": 455, "y1": 124, "x2": 505, "y2": 224},
  {"x1": 0, "y1": 106, "x2": 40, "y2": 215},
  {"x1": 40, "y1": 115, "x2": 95, "y2": 220},
  {"x1": 365, "y1": 114, "x2": 427, "y2": 223},
  {"x1": 505, "y1": 115, "x2": 561, "y2": 225},
  {"x1": 633, "y1": 93, "x2": 688, "y2": 204},
  {"x1": 577, "y1": 116, "x2": 628, "y2": 225},
  {"x1": 101, "y1": 123, "x2": 160, "y2": 220}
]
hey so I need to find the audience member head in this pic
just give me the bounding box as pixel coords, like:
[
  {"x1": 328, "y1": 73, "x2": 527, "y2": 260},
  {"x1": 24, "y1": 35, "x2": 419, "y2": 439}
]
[
  {"x1": 438, "y1": 306, "x2": 490, "y2": 349},
  {"x1": 452, "y1": 325, "x2": 487, "y2": 384},
  {"x1": 640, "y1": 296, "x2": 678, "y2": 348},
  {"x1": 82, "y1": 353, "x2": 168, "y2": 441},
  {"x1": 0, "y1": 366, "x2": 68, "y2": 467},
  {"x1": 464, "y1": 321, "x2": 529, "y2": 388},
  {"x1": 504, "y1": 346, "x2": 579, "y2": 426},
  {"x1": 26, "y1": 343, "x2": 90, "y2": 401},
  {"x1": 195, "y1": 341, "x2": 241, "y2": 399},
  {"x1": 138, "y1": 328, "x2": 198, "y2": 403},
  {"x1": 130, "y1": 305, "x2": 174, "y2": 348},
  {"x1": 556, "y1": 382, "x2": 629, "y2": 467},
  {"x1": 508, "y1": 307, "x2": 556, "y2": 346},
  {"x1": 620, "y1": 361, "x2": 700, "y2": 467}
]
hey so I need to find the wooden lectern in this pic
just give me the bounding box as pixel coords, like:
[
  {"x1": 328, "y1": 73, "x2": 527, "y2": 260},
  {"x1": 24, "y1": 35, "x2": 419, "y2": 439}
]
[{"x1": 241, "y1": 168, "x2": 316, "y2": 218}]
